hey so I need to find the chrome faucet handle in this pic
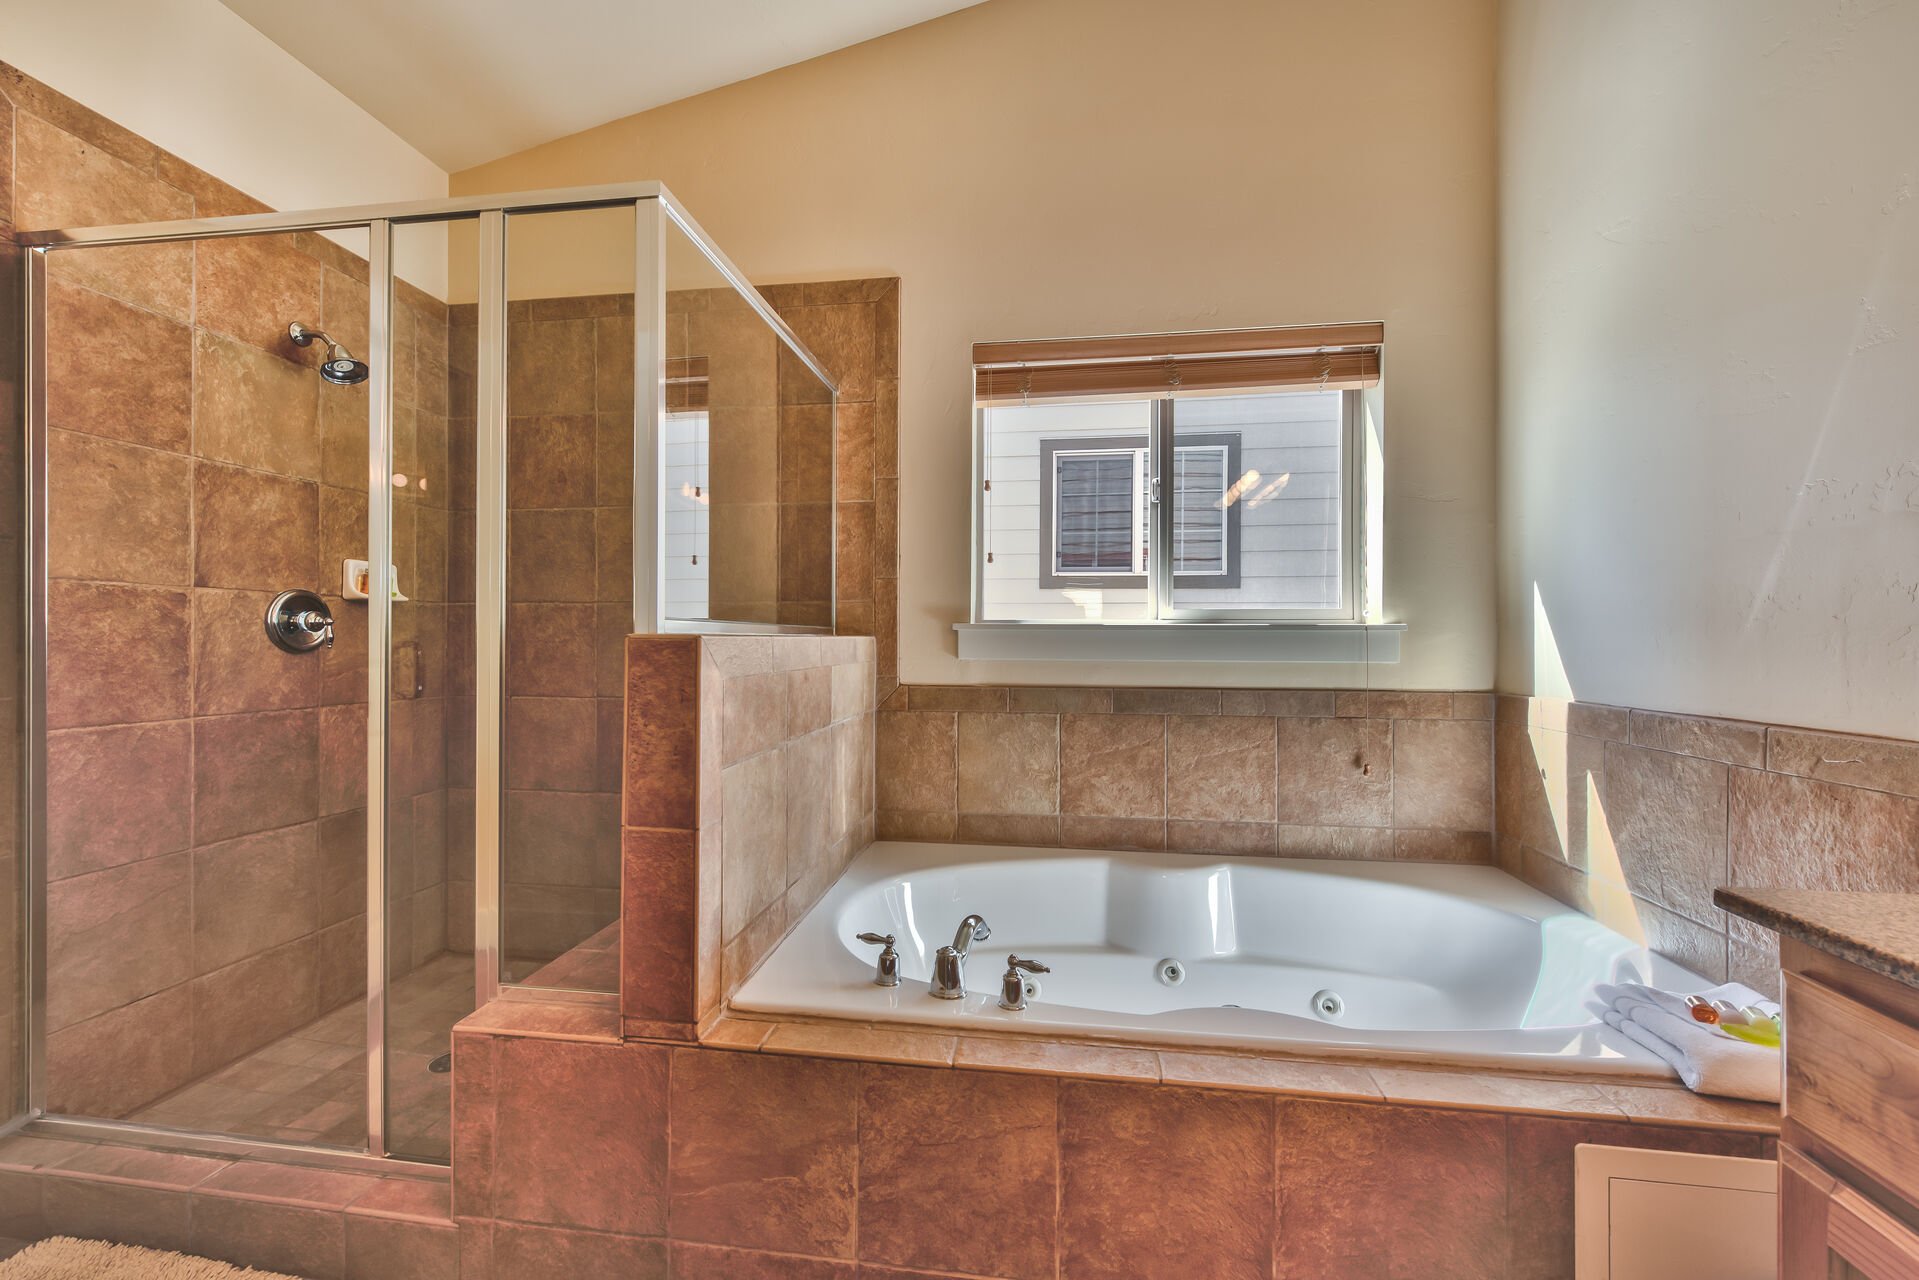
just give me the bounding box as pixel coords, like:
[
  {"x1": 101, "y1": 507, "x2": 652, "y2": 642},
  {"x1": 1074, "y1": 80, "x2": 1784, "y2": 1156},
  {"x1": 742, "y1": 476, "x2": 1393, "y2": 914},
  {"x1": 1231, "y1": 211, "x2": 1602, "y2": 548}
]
[
  {"x1": 998, "y1": 955, "x2": 1051, "y2": 1012},
  {"x1": 295, "y1": 610, "x2": 335, "y2": 649},
  {"x1": 856, "y1": 932, "x2": 900, "y2": 987}
]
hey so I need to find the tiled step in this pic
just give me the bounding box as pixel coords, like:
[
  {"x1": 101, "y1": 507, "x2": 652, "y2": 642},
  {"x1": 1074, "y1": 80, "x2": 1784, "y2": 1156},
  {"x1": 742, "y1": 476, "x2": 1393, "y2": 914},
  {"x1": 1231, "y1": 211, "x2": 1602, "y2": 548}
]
[{"x1": 0, "y1": 1133, "x2": 454, "y2": 1280}]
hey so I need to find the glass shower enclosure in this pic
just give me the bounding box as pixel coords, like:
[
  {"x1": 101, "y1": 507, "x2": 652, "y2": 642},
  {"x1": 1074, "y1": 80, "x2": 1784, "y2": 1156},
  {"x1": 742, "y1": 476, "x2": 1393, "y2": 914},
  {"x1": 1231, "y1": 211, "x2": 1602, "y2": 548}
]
[{"x1": 13, "y1": 184, "x2": 836, "y2": 1165}]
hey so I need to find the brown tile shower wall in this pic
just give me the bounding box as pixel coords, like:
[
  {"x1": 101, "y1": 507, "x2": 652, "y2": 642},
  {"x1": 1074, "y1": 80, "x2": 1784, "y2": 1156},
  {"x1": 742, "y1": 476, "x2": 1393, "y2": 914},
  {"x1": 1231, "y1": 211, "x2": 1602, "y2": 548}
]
[
  {"x1": 875, "y1": 686, "x2": 1498, "y2": 860},
  {"x1": 666, "y1": 287, "x2": 783, "y2": 624},
  {"x1": 621, "y1": 634, "x2": 876, "y2": 1038},
  {"x1": 445, "y1": 294, "x2": 635, "y2": 974},
  {"x1": 1494, "y1": 693, "x2": 1919, "y2": 997},
  {"x1": 664, "y1": 277, "x2": 898, "y2": 652},
  {"x1": 0, "y1": 62, "x2": 457, "y2": 1116},
  {"x1": 763, "y1": 279, "x2": 900, "y2": 693}
]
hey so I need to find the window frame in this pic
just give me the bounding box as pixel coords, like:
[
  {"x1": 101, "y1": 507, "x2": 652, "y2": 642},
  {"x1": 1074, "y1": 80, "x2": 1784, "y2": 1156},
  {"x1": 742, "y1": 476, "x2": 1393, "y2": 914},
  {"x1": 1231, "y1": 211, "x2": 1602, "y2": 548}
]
[
  {"x1": 1036, "y1": 431, "x2": 1243, "y2": 590},
  {"x1": 973, "y1": 390, "x2": 1363, "y2": 625}
]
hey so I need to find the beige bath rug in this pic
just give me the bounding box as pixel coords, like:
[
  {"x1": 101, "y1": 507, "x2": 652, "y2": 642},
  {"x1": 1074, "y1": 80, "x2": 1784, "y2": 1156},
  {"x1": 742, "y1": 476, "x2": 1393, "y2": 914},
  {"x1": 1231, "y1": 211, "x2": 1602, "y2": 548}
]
[{"x1": 0, "y1": 1237, "x2": 303, "y2": 1279}]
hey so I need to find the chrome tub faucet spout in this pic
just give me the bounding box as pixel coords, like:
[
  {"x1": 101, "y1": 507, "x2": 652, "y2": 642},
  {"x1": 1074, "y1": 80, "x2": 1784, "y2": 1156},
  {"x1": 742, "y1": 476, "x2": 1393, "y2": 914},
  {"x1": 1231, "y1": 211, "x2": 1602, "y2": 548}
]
[{"x1": 930, "y1": 914, "x2": 991, "y2": 999}]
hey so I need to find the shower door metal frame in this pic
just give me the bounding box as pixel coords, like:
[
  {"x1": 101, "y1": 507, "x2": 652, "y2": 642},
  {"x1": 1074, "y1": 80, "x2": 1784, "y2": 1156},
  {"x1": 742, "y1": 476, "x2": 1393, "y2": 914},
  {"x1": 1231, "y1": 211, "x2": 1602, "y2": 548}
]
[{"x1": 13, "y1": 181, "x2": 838, "y2": 1168}]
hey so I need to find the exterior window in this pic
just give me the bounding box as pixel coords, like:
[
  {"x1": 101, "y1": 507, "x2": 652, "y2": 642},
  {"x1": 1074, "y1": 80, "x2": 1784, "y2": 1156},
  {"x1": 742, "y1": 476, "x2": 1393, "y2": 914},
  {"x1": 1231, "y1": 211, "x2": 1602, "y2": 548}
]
[
  {"x1": 1171, "y1": 442, "x2": 1230, "y2": 576},
  {"x1": 971, "y1": 323, "x2": 1380, "y2": 625},
  {"x1": 1038, "y1": 436, "x2": 1241, "y2": 589},
  {"x1": 1053, "y1": 447, "x2": 1144, "y2": 576}
]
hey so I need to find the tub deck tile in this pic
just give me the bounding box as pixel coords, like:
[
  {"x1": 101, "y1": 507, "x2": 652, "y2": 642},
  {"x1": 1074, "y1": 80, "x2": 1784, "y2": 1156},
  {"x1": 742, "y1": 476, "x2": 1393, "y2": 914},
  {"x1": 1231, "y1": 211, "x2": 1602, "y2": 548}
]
[
  {"x1": 1368, "y1": 1068, "x2": 1629, "y2": 1120},
  {"x1": 703, "y1": 1019, "x2": 1778, "y2": 1133},
  {"x1": 954, "y1": 1036, "x2": 1160, "y2": 1083},
  {"x1": 761, "y1": 1023, "x2": 956, "y2": 1067},
  {"x1": 1594, "y1": 1082, "x2": 1781, "y2": 1132},
  {"x1": 1157, "y1": 1050, "x2": 1383, "y2": 1100},
  {"x1": 701, "y1": 1017, "x2": 774, "y2": 1051}
]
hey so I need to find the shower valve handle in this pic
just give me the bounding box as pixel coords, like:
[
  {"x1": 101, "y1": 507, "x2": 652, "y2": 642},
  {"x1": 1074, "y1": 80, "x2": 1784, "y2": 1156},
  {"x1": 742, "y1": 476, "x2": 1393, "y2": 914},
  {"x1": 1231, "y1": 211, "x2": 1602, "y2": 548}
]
[
  {"x1": 292, "y1": 610, "x2": 334, "y2": 649},
  {"x1": 265, "y1": 590, "x2": 334, "y2": 655}
]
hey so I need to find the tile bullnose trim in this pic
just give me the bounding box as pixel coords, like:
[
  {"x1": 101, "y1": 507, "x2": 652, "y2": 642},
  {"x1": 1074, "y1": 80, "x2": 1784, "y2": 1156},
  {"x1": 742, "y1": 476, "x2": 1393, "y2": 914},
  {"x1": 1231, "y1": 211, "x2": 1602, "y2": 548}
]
[{"x1": 671, "y1": 1014, "x2": 1780, "y2": 1135}]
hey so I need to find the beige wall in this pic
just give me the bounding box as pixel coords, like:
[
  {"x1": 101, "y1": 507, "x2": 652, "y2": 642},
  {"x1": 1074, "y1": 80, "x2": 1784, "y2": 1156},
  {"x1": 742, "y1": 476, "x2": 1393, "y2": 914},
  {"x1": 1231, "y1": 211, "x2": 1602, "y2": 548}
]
[
  {"x1": 1500, "y1": 0, "x2": 1919, "y2": 738},
  {"x1": 2, "y1": 0, "x2": 449, "y2": 293},
  {"x1": 452, "y1": 0, "x2": 1500, "y2": 692}
]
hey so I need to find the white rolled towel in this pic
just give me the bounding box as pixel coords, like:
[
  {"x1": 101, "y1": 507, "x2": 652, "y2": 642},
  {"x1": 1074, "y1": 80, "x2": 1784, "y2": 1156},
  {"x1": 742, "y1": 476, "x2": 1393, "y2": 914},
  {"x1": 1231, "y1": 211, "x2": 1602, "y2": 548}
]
[{"x1": 1588, "y1": 981, "x2": 1782, "y2": 1103}]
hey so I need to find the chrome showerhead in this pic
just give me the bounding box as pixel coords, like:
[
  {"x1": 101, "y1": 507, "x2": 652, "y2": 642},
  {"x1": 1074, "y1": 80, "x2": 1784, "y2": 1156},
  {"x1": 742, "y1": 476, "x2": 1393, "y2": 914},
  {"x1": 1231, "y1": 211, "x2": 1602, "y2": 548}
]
[
  {"x1": 319, "y1": 353, "x2": 370, "y2": 386},
  {"x1": 288, "y1": 321, "x2": 371, "y2": 386}
]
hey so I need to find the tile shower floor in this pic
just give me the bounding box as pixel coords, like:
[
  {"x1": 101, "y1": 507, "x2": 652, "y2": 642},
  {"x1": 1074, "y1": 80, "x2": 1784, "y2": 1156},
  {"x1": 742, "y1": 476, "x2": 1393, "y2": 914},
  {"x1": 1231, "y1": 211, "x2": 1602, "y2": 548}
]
[{"x1": 126, "y1": 952, "x2": 474, "y2": 1160}]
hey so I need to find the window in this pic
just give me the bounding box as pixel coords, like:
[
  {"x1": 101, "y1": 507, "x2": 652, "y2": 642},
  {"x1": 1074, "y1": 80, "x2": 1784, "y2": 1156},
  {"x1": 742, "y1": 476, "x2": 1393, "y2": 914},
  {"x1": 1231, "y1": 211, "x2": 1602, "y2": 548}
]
[
  {"x1": 662, "y1": 357, "x2": 710, "y2": 620},
  {"x1": 971, "y1": 324, "x2": 1382, "y2": 628},
  {"x1": 1038, "y1": 435, "x2": 1242, "y2": 588},
  {"x1": 1051, "y1": 444, "x2": 1144, "y2": 577}
]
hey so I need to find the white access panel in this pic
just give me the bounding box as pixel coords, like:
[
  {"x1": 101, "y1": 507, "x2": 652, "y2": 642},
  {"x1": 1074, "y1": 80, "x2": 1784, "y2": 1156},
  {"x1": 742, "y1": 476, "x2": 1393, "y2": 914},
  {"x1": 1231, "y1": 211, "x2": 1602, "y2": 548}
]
[{"x1": 1574, "y1": 1144, "x2": 1778, "y2": 1280}]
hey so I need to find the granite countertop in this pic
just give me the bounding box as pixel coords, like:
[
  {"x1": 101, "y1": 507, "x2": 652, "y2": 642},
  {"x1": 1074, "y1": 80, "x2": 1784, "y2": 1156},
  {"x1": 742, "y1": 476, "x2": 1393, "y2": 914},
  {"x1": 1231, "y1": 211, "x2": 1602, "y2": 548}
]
[{"x1": 1714, "y1": 887, "x2": 1919, "y2": 989}]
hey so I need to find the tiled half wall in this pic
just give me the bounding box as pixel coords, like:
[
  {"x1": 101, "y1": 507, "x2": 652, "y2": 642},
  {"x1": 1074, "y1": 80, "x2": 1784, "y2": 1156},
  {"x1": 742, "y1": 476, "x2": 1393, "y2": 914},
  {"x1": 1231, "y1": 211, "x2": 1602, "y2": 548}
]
[
  {"x1": 1495, "y1": 694, "x2": 1919, "y2": 997},
  {"x1": 622, "y1": 634, "x2": 877, "y2": 1038},
  {"x1": 876, "y1": 686, "x2": 1498, "y2": 861}
]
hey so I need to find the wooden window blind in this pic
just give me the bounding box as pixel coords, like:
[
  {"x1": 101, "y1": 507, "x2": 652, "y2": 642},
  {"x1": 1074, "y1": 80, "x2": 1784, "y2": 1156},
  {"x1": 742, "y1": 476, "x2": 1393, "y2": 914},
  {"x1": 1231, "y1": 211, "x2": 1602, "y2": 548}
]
[{"x1": 973, "y1": 322, "x2": 1382, "y2": 405}]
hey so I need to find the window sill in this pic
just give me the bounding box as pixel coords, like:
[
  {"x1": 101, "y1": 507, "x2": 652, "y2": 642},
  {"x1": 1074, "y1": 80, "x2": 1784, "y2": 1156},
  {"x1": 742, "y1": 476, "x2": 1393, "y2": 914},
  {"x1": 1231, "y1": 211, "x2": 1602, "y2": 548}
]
[{"x1": 953, "y1": 621, "x2": 1404, "y2": 664}]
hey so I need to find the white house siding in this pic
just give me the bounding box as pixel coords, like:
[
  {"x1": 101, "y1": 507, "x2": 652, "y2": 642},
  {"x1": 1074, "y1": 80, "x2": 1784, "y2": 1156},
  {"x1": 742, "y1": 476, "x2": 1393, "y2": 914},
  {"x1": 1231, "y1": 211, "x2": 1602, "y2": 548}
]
[
  {"x1": 980, "y1": 390, "x2": 1342, "y2": 619},
  {"x1": 663, "y1": 411, "x2": 710, "y2": 619}
]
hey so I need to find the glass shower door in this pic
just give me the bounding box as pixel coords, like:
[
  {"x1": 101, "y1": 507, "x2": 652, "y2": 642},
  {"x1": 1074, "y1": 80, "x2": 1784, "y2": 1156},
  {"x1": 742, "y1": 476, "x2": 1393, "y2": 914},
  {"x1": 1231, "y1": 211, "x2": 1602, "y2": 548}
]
[
  {"x1": 378, "y1": 217, "x2": 478, "y2": 1162},
  {"x1": 35, "y1": 226, "x2": 376, "y2": 1147},
  {"x1": 19, "y1": 182, "x2": 777, "y2": 1166}
]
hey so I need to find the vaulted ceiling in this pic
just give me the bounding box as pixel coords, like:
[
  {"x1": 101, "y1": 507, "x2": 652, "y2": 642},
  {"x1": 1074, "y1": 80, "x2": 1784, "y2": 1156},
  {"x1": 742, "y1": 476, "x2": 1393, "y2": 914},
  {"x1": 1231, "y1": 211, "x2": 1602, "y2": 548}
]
[{"x1": 218, "y1": 0, "x2": 987, "y2": 170}]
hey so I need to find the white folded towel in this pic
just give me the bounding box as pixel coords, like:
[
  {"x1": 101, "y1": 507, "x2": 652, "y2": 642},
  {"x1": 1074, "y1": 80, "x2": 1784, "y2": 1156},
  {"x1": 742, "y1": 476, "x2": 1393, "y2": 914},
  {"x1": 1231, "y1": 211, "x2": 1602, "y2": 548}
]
[{"x1": 1588, "y1": 981, "x2": 1782, "y2": 1103}]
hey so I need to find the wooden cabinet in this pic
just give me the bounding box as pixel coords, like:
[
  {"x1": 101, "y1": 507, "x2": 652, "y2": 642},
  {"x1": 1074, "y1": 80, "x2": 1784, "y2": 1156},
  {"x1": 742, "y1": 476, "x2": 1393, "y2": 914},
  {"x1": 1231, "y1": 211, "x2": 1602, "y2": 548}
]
[{"x1": 1779, "y1": 939, "x2": 1919, "y2": 1280}]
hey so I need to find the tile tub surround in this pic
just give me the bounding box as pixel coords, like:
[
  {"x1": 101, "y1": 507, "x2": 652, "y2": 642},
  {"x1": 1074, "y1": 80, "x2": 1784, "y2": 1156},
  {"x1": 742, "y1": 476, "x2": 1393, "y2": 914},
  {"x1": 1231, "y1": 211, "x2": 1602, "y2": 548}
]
[
  {"x1": 4, "y1": 61, "x2": 462, "y2": 1122},
  {"x1": 877, "y1": 686, "x2": 1496, "y2": 860},
  {"x1": 621, "y1": 633, "x2": 877, "y2": 1039},
  {"x1": 1494, "y1": 694, "x2": 1919, "y2": 996},
  {"x1": 439, "y1": 999, "x2": 1773, "y2": 1280}
]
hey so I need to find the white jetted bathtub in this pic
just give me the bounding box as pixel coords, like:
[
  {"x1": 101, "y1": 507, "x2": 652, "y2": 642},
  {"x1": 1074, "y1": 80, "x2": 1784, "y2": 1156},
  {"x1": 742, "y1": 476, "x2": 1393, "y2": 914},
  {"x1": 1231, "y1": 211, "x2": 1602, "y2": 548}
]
[{"x1": 732, "y1": 841, "x2": 1705, "y2": 1075}]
